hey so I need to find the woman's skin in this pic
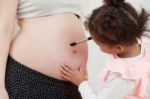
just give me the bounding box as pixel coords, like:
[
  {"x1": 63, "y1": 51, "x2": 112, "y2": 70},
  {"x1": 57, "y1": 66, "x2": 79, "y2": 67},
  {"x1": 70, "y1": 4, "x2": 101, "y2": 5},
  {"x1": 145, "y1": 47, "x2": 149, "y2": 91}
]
[
  {"x1": 0, "y1": 0, "x2": 88, "y2": 98},
  {"x1": 10, "y1": 13, "x2": 88, "y2": 80}
]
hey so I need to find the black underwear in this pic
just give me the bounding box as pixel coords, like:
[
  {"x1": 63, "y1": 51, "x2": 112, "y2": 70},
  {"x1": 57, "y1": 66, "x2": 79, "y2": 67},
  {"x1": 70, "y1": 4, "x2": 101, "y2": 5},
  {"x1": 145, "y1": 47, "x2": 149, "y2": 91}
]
[{"x1": 5, "y1": 56, "x2": 82, "y2": 99}]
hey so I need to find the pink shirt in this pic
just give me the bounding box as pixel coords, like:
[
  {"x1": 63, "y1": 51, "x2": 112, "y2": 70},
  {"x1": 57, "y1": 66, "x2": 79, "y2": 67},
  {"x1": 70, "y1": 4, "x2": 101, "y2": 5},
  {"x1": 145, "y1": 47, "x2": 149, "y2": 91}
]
[
  {"x1": 78, "y1": 38, "x2": 150, "y2": 99},
  {"x1": 101, "y1": 39, "x2": 150, "y2": 98}
]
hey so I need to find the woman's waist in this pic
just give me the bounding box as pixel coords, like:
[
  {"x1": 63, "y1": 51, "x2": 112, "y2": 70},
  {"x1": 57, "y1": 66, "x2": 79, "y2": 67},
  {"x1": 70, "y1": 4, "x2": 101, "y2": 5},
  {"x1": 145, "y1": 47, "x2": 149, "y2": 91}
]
[
  {"x1": 9, "y1": 13, "x2": 88, "y2": 79},
  {"x1": 9, "y1": 34, "x2": 88, "y2": 80},
  {"x1": 9, "y1": 48, "x2": 87, "y2": 80}
]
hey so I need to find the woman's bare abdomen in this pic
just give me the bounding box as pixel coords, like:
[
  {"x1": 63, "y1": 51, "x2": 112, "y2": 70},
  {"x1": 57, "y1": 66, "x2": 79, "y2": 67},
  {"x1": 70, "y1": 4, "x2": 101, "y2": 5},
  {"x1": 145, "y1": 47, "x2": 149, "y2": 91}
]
[{"x1": 9, "y1": 13, "x2": 88, "y2": 80}]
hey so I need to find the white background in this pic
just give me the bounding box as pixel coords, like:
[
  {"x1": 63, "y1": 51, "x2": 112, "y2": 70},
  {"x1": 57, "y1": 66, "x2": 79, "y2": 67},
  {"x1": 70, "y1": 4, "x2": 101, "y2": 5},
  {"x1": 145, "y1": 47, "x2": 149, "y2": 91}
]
[{"x1": 86, "y1": 0, "x2": 150, "y2": 92}]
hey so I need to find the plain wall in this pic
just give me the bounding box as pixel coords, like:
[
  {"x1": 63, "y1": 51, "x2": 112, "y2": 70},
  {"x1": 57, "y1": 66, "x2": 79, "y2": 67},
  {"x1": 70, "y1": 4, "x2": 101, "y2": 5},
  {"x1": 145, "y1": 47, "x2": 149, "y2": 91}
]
[{"x1": 86, "y1": 0, "x2": 150, "y2": 92}]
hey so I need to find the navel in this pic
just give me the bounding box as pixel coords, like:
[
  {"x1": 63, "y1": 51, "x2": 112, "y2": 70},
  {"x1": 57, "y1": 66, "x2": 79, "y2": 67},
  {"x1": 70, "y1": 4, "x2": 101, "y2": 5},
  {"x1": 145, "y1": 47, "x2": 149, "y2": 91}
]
[{"x1": 72, "y1": 50, "x2": 78, "y2": 54}]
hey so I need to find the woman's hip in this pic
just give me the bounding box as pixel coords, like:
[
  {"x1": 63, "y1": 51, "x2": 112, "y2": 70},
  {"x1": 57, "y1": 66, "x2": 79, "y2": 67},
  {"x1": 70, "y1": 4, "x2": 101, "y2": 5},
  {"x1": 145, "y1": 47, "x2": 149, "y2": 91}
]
[{"x1": 5, "y1": 56, "x2": 82, "y2": 99}]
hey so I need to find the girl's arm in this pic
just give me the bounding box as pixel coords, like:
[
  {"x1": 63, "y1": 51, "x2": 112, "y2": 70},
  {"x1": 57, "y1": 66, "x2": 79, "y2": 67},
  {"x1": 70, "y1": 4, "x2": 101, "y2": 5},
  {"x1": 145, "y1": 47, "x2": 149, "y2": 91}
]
[
  {"x1": 0, "y1": 0, "x2": 18, "y2": 98},
  {"x1": 78, "y1": 81, "x2": 97, "y2": 99},
  {"x1": 60, "y1": 64, "x2": 98, "y2": 99},
  {"x1": 60, "y1": 64, "x2": 113, "y2": 99}
]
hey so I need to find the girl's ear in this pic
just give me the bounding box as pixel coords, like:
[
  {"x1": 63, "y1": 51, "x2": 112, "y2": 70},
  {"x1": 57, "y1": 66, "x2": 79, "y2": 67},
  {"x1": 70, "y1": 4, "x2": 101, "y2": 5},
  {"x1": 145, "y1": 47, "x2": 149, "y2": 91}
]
[{"x1": 114, "y1": 44, "x2": 124, "y2": 54}]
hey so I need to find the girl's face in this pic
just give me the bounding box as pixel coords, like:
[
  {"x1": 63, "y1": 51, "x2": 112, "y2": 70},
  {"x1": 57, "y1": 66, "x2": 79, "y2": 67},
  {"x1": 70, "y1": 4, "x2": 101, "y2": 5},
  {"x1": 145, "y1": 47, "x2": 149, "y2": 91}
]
[
  {"x1": 92, "y1": 37, "x2": 121, "y2": 54},
  {"x1": 96, "y1": 41, "x2": 116, "y2": 54}
]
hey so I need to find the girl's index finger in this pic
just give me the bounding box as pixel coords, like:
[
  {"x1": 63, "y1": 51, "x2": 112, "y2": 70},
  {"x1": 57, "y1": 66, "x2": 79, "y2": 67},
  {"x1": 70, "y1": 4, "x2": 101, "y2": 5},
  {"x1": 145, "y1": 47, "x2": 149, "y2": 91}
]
[
  {"x1": 64, "y1": 64, "x2": 74, "y2": 70},
  {"x1": 60, "y1": 67, "x2": 72, "y2": 77},
  {"x1": 61, "y1": 65, "x2": 73, "y2": 74}
]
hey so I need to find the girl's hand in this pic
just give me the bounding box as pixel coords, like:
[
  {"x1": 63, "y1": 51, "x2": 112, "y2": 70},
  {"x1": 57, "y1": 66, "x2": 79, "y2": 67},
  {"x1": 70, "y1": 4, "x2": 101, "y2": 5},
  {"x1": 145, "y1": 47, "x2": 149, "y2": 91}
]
[
  {"x1": 59, "y1": 64, "x2": 87, "y2": 86},
  {"x1": 0, "y1": 87, "x2": 9, "y2": 99}
]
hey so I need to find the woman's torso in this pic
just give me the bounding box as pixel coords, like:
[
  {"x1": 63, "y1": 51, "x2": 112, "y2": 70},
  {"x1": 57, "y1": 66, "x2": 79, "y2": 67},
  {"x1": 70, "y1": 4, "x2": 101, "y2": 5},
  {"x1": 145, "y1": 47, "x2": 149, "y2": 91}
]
[{"x1": 9, "y1": 0, "x2": 88, "y2": 80}]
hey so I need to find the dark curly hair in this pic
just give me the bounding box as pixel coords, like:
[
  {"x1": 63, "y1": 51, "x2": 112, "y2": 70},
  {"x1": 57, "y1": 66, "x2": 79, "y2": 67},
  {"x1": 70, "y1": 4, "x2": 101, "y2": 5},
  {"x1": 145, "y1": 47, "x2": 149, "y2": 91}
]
[{"x1": 85, "y1": 0, "x2": 150, "y2": 46}]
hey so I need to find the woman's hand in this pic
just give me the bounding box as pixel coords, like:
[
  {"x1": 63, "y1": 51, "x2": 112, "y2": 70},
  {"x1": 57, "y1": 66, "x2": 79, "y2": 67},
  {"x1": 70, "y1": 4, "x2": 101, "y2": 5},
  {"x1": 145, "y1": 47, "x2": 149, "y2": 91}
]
[
  {"x1": 0, "y1": 87, "x2": 9, "y2": 99},
  {"x1": 60, "y1": 64, "x2": 87, "y2": 86}
]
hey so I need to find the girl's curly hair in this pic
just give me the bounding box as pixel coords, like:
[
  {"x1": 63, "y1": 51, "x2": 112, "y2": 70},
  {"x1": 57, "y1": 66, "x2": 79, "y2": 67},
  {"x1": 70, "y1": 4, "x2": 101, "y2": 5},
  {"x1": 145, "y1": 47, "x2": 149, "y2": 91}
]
[{"x1": 85, "y1": 0, "x2": 150, "y2": 46}]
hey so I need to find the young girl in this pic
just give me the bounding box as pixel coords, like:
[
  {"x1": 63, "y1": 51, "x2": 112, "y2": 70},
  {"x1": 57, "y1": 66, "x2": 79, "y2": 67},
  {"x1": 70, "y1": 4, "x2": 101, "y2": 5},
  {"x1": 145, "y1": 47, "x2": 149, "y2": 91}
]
[{"x1": 59, "y1": 0, "x2": 150, "y2": 98}]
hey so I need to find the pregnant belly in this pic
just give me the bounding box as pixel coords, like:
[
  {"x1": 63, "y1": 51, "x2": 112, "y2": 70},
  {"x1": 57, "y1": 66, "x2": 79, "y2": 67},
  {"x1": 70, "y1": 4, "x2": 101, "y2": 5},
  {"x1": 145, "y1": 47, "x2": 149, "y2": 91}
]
[{"x1": 9, "y1": 13, "x2": 88, "y2": 80}]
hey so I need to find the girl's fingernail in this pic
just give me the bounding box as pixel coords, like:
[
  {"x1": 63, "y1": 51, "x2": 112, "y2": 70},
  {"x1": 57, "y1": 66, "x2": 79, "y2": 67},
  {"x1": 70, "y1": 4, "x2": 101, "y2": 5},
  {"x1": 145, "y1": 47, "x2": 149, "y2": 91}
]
[
  {"x1": 59, "y1": 68, "x2": 63, "y2": 71},
  {"x1": 64, "y1": 63, "x2": 68, "y2": 65}
]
